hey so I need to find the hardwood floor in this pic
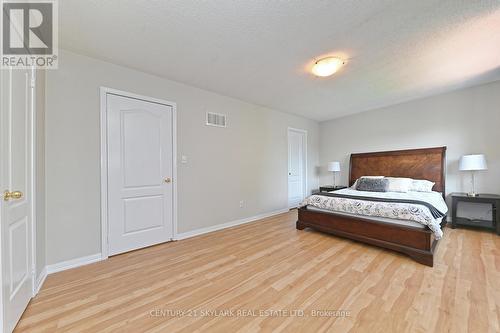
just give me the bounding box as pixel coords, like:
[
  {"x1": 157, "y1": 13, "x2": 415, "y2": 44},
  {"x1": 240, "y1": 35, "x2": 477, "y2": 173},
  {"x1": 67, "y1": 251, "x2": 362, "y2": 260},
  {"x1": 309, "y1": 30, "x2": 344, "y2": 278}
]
[{"x1": 16, "y1": 210, "x2": 500, "y2": 333}]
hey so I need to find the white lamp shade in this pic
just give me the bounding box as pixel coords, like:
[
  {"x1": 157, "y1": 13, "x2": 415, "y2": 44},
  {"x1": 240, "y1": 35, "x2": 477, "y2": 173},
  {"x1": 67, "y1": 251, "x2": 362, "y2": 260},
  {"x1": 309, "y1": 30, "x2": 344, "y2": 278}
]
[
  {"x1": 459, "y1": 154, "x2": 487, "y2": 171},
  {"x1": 327, "y1": 161, "x2": 340, "y2": 172}
]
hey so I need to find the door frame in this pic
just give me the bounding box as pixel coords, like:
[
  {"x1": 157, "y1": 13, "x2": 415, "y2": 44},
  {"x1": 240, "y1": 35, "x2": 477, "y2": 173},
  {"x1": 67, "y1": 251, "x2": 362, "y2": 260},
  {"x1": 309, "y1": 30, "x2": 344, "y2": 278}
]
[
  {"x1": 30, "y1": 68, "x2": 38, "y2": 295},
  {"x1": 99, "y1": 87, "x2": 178, "y2": 260},
  {"x1": 287, "y1": 127, "x2": 308, "y2": 208}
]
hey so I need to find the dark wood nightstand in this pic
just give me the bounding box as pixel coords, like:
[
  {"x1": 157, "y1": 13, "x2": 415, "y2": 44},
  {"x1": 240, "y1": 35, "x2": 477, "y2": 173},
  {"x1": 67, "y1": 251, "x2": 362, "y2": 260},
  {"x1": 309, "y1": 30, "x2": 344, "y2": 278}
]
[
  {"x1": 451, "y1": 193, "x2": 500, "y2": 234},
  {"x1": 319, "y1": 186, "x2": 347, "y2": 193}
]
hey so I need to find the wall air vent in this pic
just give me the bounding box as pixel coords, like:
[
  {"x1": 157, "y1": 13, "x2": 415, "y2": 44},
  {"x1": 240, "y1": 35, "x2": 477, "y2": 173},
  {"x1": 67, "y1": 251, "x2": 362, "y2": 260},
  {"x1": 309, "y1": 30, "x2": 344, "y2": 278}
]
[{"x1": 206, "y1": 112, "x2": 227, "y2": 128}]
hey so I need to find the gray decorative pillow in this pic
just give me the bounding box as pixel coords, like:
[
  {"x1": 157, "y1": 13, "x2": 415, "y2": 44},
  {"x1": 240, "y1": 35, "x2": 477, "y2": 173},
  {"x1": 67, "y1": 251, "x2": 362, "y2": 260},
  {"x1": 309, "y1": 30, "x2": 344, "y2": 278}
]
[{"x1": 356, "y1": 178, "x2": 389, "y2": 192}]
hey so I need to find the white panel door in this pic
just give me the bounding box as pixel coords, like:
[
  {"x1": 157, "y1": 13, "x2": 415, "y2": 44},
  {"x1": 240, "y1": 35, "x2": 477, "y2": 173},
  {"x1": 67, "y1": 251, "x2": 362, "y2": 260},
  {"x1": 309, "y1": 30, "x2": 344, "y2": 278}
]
[
  {"x1": 107, "y1": 94, "x2": 173, "y2": 256},
  {"x1": 288, "y1": 129, "x2": 306, "y2": 208},
  {"x1": 0, "y1": 68, "x2": 34, "y2": 333}
]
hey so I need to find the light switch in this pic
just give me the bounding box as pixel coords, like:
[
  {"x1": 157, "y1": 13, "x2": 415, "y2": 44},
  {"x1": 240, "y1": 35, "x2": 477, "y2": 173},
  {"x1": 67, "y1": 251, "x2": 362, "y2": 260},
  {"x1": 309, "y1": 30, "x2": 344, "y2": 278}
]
[{"x1": 181, "y1": 155, "x2": 188, "y2": 164}]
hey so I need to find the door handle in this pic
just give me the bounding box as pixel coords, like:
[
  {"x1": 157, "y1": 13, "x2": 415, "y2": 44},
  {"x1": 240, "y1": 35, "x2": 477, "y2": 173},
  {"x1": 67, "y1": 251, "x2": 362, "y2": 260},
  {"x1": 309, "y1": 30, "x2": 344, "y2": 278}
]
[
  {"x1": 164, "y1": 177, "x2": 172, "y2": 183},
  {"x1": 3, "y1": 190, "x2": 23, "y2": 201}
]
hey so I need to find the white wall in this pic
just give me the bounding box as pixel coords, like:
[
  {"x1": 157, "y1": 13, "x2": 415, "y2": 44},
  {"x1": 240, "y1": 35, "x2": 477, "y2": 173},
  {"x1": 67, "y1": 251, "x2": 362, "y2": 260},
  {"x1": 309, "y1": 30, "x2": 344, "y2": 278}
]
[
  {"x1": 319, "y1": 80, "x2": 500, "y2": 209},
  {"x1": 46, "y1": 50, "x2": 319, "y2": 265}
]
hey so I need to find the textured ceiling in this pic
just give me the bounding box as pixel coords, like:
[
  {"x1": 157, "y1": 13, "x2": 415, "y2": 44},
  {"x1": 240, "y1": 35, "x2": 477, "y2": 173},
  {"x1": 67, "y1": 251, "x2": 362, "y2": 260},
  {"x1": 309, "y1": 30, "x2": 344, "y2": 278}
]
[{"x1": 60, "y1": 1, "x2": 500, "y2": 121}]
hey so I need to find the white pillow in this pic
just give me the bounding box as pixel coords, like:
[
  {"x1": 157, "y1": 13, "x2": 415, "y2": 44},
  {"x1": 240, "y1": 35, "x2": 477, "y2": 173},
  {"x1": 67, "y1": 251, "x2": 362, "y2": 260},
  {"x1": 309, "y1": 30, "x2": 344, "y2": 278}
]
[
  {"x1": 351, "y1": 176, "x2": 384, "y2": 188},
  {"x1": 385, "y1": 177, "x2": 413, "y2": 193},
  {"x1": 410, "y1": 179, "x2": 435, "y2": 192}
]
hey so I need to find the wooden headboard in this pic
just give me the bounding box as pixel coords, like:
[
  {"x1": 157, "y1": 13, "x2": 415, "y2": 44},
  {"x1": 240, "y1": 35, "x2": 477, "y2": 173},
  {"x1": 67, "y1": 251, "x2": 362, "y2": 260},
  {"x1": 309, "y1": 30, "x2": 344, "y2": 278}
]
[{"x1": 349, "y1": 147, "x2": 447, "y2": 194}]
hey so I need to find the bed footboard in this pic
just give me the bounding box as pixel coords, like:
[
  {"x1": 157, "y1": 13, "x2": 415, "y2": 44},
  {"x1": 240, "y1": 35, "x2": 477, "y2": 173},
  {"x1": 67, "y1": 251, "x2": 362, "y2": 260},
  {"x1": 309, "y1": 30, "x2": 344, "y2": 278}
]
[{"x1": 297, "y1": 206, "x2": 439, "y2": 266}]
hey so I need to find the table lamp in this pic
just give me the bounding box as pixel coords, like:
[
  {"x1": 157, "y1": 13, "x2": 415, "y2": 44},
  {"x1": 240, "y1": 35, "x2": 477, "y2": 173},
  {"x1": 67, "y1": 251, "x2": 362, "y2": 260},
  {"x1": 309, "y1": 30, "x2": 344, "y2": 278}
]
[
  {"x1": 459, "y1": 154, "x2": 487, "y2": 197},
  {"x1": 328, "y1": 161, "x2": 341, "y2": 187}
]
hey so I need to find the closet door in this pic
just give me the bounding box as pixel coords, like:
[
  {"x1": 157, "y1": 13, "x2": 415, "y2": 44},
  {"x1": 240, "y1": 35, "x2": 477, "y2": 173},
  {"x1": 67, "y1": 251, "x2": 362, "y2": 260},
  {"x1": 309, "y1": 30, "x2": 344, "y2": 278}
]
[
  {"x1": 288, "y1": 128, "x2": 307, "y2": 208},
  {"x1": 106, "y1": 94, "x2": 174, "y2": 256},
  {"x1": 1, "y1": 68, "x2": 34, "y2": 333}
]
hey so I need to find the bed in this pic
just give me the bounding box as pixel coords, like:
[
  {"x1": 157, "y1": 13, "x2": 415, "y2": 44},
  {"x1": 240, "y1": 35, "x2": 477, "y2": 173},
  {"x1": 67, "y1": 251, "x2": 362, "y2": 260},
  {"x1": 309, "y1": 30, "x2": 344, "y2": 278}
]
[{"x1": 297, "y1": 147, "x2": 447, "y2": 266}]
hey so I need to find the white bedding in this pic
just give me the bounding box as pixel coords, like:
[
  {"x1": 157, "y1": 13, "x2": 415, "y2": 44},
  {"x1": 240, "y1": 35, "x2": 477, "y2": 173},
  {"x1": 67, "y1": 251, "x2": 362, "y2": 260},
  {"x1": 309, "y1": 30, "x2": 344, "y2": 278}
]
[{"x1": 300, "y1": 188, "x2": 448, "y2": 239}]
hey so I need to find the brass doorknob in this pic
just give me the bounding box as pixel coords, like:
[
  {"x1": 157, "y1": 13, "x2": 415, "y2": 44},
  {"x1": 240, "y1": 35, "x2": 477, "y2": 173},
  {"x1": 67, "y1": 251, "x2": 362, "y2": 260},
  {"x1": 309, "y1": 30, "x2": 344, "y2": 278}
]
[
  {"x1": 3, "y1": 190, "x2": 23, "y2": 201},
  {"x1": 164, "y1": 177, "x2": 172, "y2": 183}
]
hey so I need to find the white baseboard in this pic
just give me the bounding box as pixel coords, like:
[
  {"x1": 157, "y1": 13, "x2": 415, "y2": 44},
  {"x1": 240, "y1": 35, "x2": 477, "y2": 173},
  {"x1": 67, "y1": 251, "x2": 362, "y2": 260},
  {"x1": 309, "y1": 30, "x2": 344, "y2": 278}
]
[
  {"x1": 46, "y1": 253, "x2": 103, "y2": 275},
  {"x1": 35, "y1": 267, "x2": 47, "y2": 294},
  {"x1": 175, "y1": 208, "x2": 289, "y2": 240}
]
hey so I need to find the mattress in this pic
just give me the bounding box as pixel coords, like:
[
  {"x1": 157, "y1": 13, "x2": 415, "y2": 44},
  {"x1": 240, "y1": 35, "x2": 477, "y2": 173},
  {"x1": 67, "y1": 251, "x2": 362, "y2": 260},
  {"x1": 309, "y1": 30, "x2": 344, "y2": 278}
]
[{"x1": 300, "y1": 188, "x2": 447, "y2": 239}]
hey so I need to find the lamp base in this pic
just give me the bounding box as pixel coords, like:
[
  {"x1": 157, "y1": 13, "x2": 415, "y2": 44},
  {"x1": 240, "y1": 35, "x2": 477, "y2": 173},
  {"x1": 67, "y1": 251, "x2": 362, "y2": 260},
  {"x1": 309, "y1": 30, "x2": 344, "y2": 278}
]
[{"x1": 467, "y1": 192, "x2": 478, "y2": 197}]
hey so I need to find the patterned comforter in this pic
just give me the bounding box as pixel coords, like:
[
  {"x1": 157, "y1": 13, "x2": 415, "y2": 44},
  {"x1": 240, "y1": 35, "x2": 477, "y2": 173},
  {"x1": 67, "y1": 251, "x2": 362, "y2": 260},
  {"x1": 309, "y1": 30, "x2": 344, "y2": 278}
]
[{"x1": 300, "y1": 188, "x2": 448, "y2": 239}]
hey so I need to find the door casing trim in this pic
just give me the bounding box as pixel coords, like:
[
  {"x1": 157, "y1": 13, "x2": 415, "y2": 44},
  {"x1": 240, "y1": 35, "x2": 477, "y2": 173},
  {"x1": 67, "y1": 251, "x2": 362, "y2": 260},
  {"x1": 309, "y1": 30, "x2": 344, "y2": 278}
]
[
  {"x1": 99, "y1": 87, "x2": 178, "y2": 260},
  {"x1": 30, "y1": 68, "x2": 38, "y2": 296}
]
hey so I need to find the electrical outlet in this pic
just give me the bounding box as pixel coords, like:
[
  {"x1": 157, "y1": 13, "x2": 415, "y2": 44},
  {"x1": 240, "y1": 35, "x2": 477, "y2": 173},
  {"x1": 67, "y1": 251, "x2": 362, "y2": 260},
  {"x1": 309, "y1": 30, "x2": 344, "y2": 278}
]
[{"x1": 239, "y1": 200, "x2": 244, "y2": 208}]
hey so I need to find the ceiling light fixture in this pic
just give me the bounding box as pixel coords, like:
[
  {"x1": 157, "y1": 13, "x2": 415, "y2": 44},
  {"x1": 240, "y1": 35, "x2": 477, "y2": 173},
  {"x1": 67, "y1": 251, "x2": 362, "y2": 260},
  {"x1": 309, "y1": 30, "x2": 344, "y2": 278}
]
[{"x1": 311, "y1": 57, "x2": 345, "y2": 77}]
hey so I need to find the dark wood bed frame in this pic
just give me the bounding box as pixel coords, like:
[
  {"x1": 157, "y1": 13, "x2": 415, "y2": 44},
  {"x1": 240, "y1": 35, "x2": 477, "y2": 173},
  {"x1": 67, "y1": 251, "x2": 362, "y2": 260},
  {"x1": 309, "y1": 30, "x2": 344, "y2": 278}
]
[{"x1": 297, "y1": 147, "x2": 447, "y2": 267}]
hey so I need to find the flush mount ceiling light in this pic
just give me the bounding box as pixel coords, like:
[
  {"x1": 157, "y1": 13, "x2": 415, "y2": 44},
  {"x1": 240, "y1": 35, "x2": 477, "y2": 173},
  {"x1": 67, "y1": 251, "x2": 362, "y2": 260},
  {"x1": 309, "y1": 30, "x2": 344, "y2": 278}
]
[{"x1": 311, "y1": 57, "x2": 345, "y2": 77}]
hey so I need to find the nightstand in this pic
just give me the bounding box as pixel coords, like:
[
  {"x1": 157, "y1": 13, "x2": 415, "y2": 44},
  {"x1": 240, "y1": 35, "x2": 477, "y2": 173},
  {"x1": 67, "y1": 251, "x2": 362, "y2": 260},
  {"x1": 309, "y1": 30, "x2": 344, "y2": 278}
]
[
  {"x1": 451, "y1": 193, "x2": 500, "y2": 235},
  {"x1": 319, "y1": 186, "x2": 347, "y2": 193}
]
